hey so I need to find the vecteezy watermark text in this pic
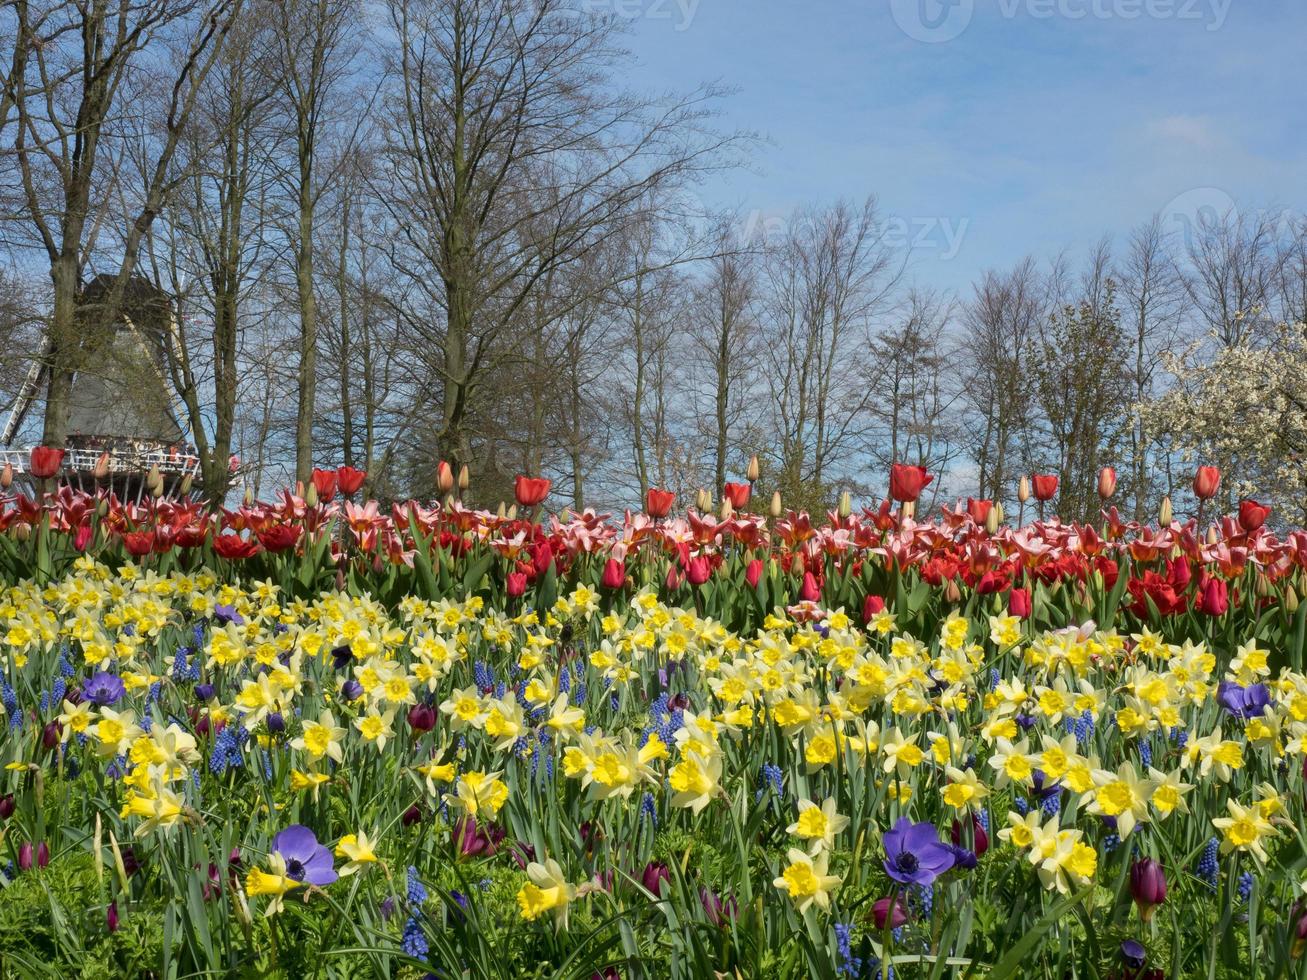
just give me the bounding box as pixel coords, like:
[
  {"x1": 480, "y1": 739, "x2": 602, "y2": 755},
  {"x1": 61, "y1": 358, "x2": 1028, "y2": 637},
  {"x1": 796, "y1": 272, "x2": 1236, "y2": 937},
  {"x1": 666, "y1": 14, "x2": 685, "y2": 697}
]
[
  {"x1": 892, "y1": 0, "x2": 1232, "y2": 43},
  {"x1": 575, "y1": 0, "x2": 700, "y2": 31}
]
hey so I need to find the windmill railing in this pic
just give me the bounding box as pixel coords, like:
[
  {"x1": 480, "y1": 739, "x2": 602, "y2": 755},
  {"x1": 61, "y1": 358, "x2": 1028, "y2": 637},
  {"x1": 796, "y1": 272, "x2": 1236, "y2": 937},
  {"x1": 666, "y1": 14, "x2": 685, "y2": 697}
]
[{"x1": 0, "y1": 447, "x2": 202, "y2": 477}]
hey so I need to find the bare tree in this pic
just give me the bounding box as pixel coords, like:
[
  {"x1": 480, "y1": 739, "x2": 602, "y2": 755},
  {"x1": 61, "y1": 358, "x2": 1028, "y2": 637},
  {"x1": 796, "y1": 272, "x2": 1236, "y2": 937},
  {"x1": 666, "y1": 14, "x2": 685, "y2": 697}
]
[
  {"x1": 1, "y1": 0, "x2": 243, "y2": 446},
  {"x1": 377, "y1": 0, "x2": 744, "y2": 480}
]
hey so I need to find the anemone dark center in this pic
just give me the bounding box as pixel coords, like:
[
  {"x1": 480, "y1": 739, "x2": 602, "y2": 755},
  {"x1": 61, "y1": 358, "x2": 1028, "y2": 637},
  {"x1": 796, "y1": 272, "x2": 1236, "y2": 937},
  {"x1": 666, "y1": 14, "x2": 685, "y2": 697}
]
[
  {"x1": 286, "y1": 859, "x2": 306, "y2": 881},
  {"x1": 894, "y1": 852, "x2": 919, "y2": 873}
]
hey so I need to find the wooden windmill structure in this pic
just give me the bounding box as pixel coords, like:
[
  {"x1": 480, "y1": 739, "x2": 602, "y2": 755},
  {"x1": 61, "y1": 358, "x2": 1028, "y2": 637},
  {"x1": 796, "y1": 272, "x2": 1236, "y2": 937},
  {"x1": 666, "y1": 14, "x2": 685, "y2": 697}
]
[{"x1": 0, "y1": 274, "x2": 203, "y2": 500}]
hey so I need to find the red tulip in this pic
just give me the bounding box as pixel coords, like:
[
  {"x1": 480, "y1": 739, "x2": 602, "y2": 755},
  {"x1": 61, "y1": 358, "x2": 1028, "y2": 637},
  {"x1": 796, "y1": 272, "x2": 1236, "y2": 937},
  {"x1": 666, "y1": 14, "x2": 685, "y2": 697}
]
[
  {"x1": 73, "y1": 525, "x2": 94, "y2": 553},
  {"x1": 256, "y1": 524, "x2": 302, "y2": 553},
  {"x1": 745, "y1": 558, "x2": 764, "y2": 588},
  {"x1": 506, "y1": 572, "x2": 527, "y2": 597},
  {"x1": 28, "y1": 446, "x2": 65, "y2": 479},
  {"x1": 966, "y1": 498, "x2": 992, "y2": 524},
  {"x1": 1167, "y1": 556, "x2": 1191, "y2": 590},
  {"x1": 213, "y1": 533, "x2": 259, "y2": 560},
  {"x1": 1198, "y1": 577, "x2": 1229, "y2": 617},
  {"x1": 1008, "y1": 587, "x2": 1032, "y2": 619},
  {"x1": 1031, "y1": 474, "x2": 1058, "y2": 502},
  {"x1": 888, "y1": 463, "x2": 931, "y2": 503},
  {"x1": 645, "y1": 487, "x2": 675, "y2": 518},
  {"x1": 799, "y1": 572, "x2": 820, "y2": 602},
  {"x1": 665, "y1": 563, "x2": 685, "y2": 591},
  {"x1": 685, "y1": 556, "x2": 711, "y2": 586},
  {"x1": 862, "y1": 594, "x2": 886, "y2": 624},
  {"x1": 122, "y1": 531, "x2": 156, "y2": 557},
  {"x1": 310, "y1": 468, "x2": 338, "y2": 503},
  {"x1": 515, "y1": 475, "x2": 551, "y2": 508},
  {"x1": 950, "y1": 813, "x2": 989, "y2": 856},
  {"x1": 336, "y1": 465, "x2": 366, "y2": 496},
  {"x1": 600, "y1": 558, "x2": 626, "y2": 590},
  {"x1": 1097, "y1": 466, "x2": 1117, "y2": 499},
  {"x1": 1193, "y1": 465, "x2": 1221, "y2": 500},
  {"x1": 722, "y1": 482, "x2": 751, "y2": 509},
  {"x1": 1238, "y1": 499, "x2": 1270, "y2": 532}
]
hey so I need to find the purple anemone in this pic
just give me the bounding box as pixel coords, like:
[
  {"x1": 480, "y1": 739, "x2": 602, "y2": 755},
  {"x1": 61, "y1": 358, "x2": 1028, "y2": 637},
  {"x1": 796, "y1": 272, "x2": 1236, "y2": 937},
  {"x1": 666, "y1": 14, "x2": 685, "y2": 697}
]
[
  {"x1": 271, "y1": 825, "x2": 337, "y2": 887},
  {"x1": 82, "y1": 672, "x2": 125, "y2": 707},
  {"x1": 882, "y1": 817, "x2": 956, "y2": 886},
  {"x1": 1217, "y1": 681, "x2": 1271, "y2": 720}
]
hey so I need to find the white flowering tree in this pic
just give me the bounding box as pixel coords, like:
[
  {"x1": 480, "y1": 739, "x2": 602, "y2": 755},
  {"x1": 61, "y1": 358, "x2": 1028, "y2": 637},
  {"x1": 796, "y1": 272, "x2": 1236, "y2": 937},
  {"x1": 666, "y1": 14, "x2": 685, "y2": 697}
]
[{"x1": 1140, "y1": 321, "x2": 1307, "y2": 522}]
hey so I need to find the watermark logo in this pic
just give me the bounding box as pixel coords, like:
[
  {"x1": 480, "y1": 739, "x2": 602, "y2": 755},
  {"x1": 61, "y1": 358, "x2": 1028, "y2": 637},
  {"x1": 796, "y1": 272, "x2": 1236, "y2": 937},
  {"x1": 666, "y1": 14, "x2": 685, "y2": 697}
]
[
  {"x1": 576, "y1": 0, "x2": 700, "y2": 31},
  {"x1": 892, "y1": 0, "x2": 1233, "y2": 41},
  {"x1": 890, "y1": 0, "x2": 976, "y2": 43},
  {"x1": 738, "y1": 209, "x2": 971, "y2": 261},
  {"x1": 1161, "y1": 186, "x2": 1238, "y2": 253}
]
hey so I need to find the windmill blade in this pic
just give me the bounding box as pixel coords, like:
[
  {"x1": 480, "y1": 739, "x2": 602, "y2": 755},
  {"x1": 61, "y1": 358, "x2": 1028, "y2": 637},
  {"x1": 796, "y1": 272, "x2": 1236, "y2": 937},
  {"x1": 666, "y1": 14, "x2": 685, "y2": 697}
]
[{"x1": 2, "y1": 334, "x2": 51, "y2": 446}]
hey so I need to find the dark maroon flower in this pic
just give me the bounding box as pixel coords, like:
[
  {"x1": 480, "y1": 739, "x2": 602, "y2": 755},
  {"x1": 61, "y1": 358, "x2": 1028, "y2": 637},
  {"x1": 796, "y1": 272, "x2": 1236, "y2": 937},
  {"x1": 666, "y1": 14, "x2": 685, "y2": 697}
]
[
  {"x1": 407, "y1": 703, "x2": 436, "y2": 732},
  {"x1": 640, "y1": 861, "x2": 672, "y2": 898},
  {"x1": 1129, "y1": 858, "x2": 1167, "y2": 921}
]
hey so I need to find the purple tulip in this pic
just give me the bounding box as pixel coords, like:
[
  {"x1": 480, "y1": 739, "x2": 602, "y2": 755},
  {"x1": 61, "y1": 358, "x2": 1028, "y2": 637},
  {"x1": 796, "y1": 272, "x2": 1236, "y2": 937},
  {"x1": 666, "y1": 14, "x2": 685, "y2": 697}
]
[
  {"x1": 699, "y1": 886, "x2": 737, "y2": 927},
  {"x1": 511, "y1": 842, "x2": 536, "y2": 871},
  {"x1": 401, "y1": 803, "x2": 424, "y2": 827},
  {"x1": 882, "y1": 818, "x2": 956, "y2": 886},
  {"x1": 82, "y1": 672, "x2": 125, "y2": 707},
  {"x1": 454, "y1": 816, "x2": 504, "y2": 858},
  {"x1": 267, "y1": 712, "x2": 285, "y2": 734},
  {"x1": 640, "y1": 861, "x2": 672, "y2": 897},
  {"x1": 1130, "y1": 858, "x2": 1167, "y2": 921},
  {"x1": 37, "y1": 842, "x2": 49, "y2": 868},
  {"x1": 270, "y1": 825, "x2": 337, "y2": 887},
  {"x1": 17, "y1": 842, "x2": 33, "y2": 871},
  {"x1": 872, "y1": 896, "x2": 910, "y2": 929},
  {"x1": 407, "y1": 703, "x2": 436, "y2": 732},
  {"x1": 0, "y1": 794, "x2": 14, "y2": 820},
  {"x1": 331, "y1": 645, "x2": 353, "y2": 670},
  {"x1": 195, "y1": 683, "x2": 216, "y2": 702},
  {"x1": 341, "y1": 679, "x2": 365, "y2": 702},
  {"x1": 42, "y1": 720, "x2": 62, "y2": 750},
  {"x1": 107, "y1": 901, "x2": 120, "y2": 933}
]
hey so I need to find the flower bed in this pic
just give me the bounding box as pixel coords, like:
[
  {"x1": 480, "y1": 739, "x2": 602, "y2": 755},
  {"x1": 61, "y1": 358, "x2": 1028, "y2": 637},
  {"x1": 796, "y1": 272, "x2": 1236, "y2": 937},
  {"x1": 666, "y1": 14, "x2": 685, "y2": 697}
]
[{"x1": 0, "y1": 477, "x2": 1304, "y2": 977}]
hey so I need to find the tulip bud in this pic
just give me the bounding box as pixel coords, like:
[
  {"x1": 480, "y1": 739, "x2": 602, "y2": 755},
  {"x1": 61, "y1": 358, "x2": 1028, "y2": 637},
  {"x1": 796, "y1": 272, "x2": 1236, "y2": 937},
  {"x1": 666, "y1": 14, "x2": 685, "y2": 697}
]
[
  {"x1": 1158, "y1": 495, "x2": 1172, "y2": 527},
  {"x1": 147, "y1": 466, "x2": 162, "y2": 490},
  {"x1": 872, "y1": 896, "x2": 909, "y2": 930},
  {"x1": 294, "y1": 479, "x2": 304, "y2": 498},
  {"x1": 1206, "y1": 525, "x2": 1218, "y2": 545},
  {"x1": 696, "y1": 488, "x2": 712, "y2": 513},
  {"x1": 407, "y1": 703, "x2": 436, "y2": 732},
  {"x1": 37, "y1": 841, "x2": 49, "y2": 868},
  {"x1": 862, "y1": 594, "x2": 886, "y2": 624},
  {"x1": 720, "y1": 498, "x2": 733, "y2": 520},
  {"x1": 437, "y1": 460, "x2": 454, "y2": 494},
  {"x1": 1129, "y1": 858, "x2": 1167, "y2": 921},
  {"x1": 496, "y1": 501, "x2": 506, "y2": 519},
  {"x1": 1256, "y1": 572, "x2": 1272, "y2": 598},
  {"x1": 507, "y1": 504, "x2": 518, "y2": 520},
  {"x1": 458, "y1": 464, "x2": 469, "y2": 492},
  {"x1": 984, "y1": 507, "x2": 1000, "y2": 535},
  {"x1": 902, "y1": 500, "x2": 915, "y2": 521},
  {"x1": 244, "y1": 487, "x2": 255, "y2": 506},
  {"x1": 1286, "y1": 586, "x2": 1300, "y2": 614},
  {"x1": 18, "y1": 842, "x2": 33, "y2": 871},
  {"x1": 746, "y1": 454, "x2": 760, "y2": 483},
  {"x1": 180, "y1": 474, "x2": 193, "y2": 496},
  {"x1": 838, "y1": 491, "x2": 852, "y2": 519},
  {"x1": 1097, "y1": 466, "x2": 1117, "y2": 499},
  {"x1": 745, "y1": 559, "x2": 763, "y2": 588},
  {"x1": 305, "y1": 484, "x2": 319, "y2": 507},
  {"x1": 770, "y1": 491, "x2": 782, "y2": 518},
  {"x1": 1017, "y1": 476, "x2": 1030, "y2": 503},
  {"x1": 0, "y1": 462, "x2": 11, "y2": 488},
  {"x1": 14, "y1": 522, "x2": 30, "y2": 542},
  {"x1": 945, "y1": 579, "x2": 961, "y2": 603},
  {"x1": 42, "y1": 720, "x2": 60, "y2": 750},
  {"x1": 153, "y1": 482, "x2": 164, "y2": 499},
  {"x1": 401, "y1": 803, "x2": 423, "y2": 827},
  {"x1": 0, "y1": 793, "x2": 14, "y2": 819},
  {"x1": 94, "y1": 452, "x2": 111, "y2": 480}
]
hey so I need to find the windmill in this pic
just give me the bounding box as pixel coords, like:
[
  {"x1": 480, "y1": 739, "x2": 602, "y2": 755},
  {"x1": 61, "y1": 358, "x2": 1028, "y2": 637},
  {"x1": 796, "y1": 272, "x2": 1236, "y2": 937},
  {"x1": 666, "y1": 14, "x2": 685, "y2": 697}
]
[{"x1": 0, "y1": 274, "x2": 204, "y2": 500}]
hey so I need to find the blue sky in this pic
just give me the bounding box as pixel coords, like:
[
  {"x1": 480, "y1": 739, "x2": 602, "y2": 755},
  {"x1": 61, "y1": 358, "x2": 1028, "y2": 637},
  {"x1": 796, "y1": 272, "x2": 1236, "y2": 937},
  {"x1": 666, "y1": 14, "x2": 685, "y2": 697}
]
[{"x1": 617, "y1": 0, "x2": 1306, "y2": 294}]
